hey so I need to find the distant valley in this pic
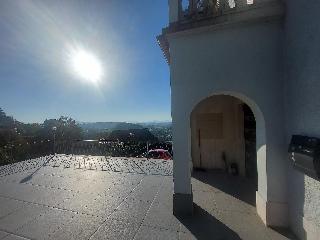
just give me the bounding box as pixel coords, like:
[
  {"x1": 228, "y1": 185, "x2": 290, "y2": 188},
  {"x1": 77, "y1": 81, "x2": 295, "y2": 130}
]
[
  {"x1": 79, "y1": 121, "x2": 172, "y2": 142},
  {"x1": 79, "y1": 121, "x2": 171, "y2": 131}
]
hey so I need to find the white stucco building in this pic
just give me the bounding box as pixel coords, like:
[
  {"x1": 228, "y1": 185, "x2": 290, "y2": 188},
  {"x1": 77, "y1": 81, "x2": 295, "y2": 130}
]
[{"x1": 158, "y1": 0, "x2": 320, "y2": 239}]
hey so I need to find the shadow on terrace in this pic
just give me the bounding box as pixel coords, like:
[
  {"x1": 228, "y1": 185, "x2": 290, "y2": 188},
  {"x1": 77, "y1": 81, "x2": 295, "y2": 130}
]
[
  {"x1": 191, "y1": 170, "x2": 298, "y2": 239},
  {"x1": 193, "y1": 169, "x2": 257, "y2": 206},
  {"x1": 177, "y1": 203, "x2": 241, "y2": 239}
]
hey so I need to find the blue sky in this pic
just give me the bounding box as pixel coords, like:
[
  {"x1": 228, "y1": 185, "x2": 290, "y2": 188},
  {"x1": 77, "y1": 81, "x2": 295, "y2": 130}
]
[{"x1": 0, "y1": 0, "x2": 170, "y2": 123}]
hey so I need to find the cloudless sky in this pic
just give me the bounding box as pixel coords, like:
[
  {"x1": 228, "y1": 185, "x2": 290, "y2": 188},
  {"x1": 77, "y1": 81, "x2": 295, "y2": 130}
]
[{"x1": 0, "y1": 0, "x2": 170, "y2": 123}]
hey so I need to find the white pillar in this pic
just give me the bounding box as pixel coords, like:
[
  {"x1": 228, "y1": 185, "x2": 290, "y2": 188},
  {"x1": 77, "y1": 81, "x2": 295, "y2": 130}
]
[
  {"x1": 172, "y1": 109, "x2": 193, "y2": 216},
  {"x1": 255, "y1": 104, "x2": 288, "y2": 227},
  {"x1": 171, "y1": 66, "x2": 193, "y2": 216}
]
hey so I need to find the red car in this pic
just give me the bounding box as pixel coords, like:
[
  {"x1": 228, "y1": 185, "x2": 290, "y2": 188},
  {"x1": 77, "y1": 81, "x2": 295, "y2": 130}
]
[{"x1": 147, "y1": 149, "x2": 172, "y2": 160}]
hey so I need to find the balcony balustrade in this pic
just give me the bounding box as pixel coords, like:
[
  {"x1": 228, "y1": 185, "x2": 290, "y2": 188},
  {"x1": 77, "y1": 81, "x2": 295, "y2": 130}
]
[
  {"x1": 169, "y1": 0, "x2": 279, "y2": 24},
  {"x1": 160, "y1": 0, "x2": 284, "y2": 65}
]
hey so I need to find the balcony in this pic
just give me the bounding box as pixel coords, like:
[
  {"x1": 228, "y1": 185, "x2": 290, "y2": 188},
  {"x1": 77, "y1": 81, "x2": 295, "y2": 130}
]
[
  {"x1": 158, "y1": 0, "x2": 284, "y2": 63},
  {"x1": 169, "y1": 0, "x2": 284, "y2": 25},
  {"x1": 174, "y1": 0, "x2": 254, "y2": 22}
]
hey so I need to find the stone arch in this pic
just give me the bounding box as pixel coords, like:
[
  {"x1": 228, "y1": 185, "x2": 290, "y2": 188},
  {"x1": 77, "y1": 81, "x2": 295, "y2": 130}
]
[{"x1": 189, "y1": 91, "x2": 267, "y2": 207}]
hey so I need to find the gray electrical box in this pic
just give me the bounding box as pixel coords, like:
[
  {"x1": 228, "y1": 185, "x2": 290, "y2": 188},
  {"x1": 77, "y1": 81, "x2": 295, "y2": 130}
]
[{"x1": 288, "y1": 135, "x2": 320, "y2": 179}]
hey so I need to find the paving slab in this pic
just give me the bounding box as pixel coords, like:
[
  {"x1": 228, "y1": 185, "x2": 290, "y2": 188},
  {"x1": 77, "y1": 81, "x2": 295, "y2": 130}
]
[
  {"x1": 0, "y1": 197, "x2": 24, "y2": 219},
  {"x1": 133, "y1": 225, "x2": 178, "y2": 240},
  {"x1": 90, "y1": 219, "x2": 140, "y2": 240},
  {"x1": 0, "y1": 203, "x2": 49, "y2": 233},
  {"x1": 142, "y1": 205, "x2": 181, "y2": 232},
  {"x1": 58, "y1": 192, "x2": 119, "y2": 217},
  {"x1": 47, "y1": 212, "x2": 104, "y2": 240},
  {"x1": 142, "y1": 183, "x2": 180, "y2": 232},
  {"x1": 15, "y1": 208, "x2": 76, "y2": 240},
  {"x1": 110, "y1": 197, "x2": 152, "y2": 223},
  {"x1": 2, "y1": 234, "x2": 30, "y2": 240}
]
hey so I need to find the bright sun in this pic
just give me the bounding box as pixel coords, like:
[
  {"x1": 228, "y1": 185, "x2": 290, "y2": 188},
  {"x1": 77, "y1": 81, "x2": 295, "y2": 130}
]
[{"x1": 69, "y1": 49, "x2": 103, "y2": 83}]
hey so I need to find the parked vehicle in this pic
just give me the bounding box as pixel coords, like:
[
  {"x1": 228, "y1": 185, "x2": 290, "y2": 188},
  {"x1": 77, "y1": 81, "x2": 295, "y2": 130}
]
[{"x1": 147, "y1": 149, "x2": 172, "y2": 160}]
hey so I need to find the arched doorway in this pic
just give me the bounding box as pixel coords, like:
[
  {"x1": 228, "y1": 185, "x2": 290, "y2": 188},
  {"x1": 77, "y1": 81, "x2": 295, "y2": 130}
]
[{"x1": 190, "y1": 94, "x2": 262, "y2": 205}]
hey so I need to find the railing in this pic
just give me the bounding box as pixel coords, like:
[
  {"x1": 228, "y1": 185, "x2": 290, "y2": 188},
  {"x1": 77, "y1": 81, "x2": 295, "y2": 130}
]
[
  {"x1": 0, "y1": 139, "x2": 173, "y2": 166},
  {"x1": 56, "y1": 140, "x2": 150, "y2": 158},
  {"x1": 0, "y1": 139, "x2": 53, "y2": 166},
  {"x1": 169, "y1": 0, "x2": 256, "y2": 23}
]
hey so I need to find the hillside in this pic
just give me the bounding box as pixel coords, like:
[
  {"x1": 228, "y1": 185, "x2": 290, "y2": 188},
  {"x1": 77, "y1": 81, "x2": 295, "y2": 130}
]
[{"x1": 79, "y1": 122, "x2": 144, "y2": 131}]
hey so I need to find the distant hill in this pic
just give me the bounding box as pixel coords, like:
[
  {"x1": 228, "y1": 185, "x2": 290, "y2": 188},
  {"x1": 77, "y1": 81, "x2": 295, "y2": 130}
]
[
  {"x1": 108, "y1": 128, "x2": 158, "y2": 143},
  {"x1": 138, "y1": 121, "x2": 172, "y2": 128},
  {"x1": 79, "y1": 121, "x2": 172, "y2": 142},
  {"x1": 79, "y1": 122, "x2": 144, "y2": 131}
]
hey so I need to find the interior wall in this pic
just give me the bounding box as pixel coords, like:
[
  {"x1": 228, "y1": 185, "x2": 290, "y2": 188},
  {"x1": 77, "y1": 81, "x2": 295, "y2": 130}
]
[{"x1": 191, "y1": 95, "x2": 246, "y2": 176}]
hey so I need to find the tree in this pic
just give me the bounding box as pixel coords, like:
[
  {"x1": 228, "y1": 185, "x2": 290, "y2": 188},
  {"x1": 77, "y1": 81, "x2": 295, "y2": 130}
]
[
  {"x1": 42, "y1": 116, "x2": 83, "y2": 141},
  {"x1": 0, "y1": 108, "x2": 86, "y2": 165},
  {"x1": 0, "y1": 108, "x2": 14, "y2": 128},
  {"x1": 0, "y1": 108, "x2": 16, "y2": 148}
]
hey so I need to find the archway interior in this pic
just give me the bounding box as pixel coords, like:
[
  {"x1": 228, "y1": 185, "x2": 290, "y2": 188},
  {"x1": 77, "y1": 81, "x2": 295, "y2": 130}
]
[
  {"x1": 191, "y1": 95, "x2": 257, "y2": 205},
  {"x1": 243, "y1": 104, "x2": 257, "y2": 185}
]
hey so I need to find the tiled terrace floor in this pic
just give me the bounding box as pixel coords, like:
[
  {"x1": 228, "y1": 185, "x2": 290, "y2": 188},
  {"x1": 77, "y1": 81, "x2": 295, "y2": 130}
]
[{"x1": 0, "y1": 155, "x2": 296, "y2": 240}]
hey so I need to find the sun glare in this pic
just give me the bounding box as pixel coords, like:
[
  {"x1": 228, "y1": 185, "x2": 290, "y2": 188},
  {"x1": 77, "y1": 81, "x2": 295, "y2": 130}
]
[{"x1": 69, "y1": 48, "x2": 103, "y2": 83}]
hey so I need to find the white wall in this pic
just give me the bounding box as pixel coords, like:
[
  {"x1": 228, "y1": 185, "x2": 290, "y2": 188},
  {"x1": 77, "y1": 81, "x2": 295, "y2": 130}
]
[
  {"x1": 285, "y1": 0, "x2": 320, "y2": 239},
  {"x1": 169, "y1": 19, "x2": 288, "y2": 226}
]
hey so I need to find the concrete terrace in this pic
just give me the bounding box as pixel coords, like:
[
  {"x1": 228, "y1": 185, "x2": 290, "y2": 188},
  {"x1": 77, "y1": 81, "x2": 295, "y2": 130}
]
[{"x1": 0, "y1": 155, "x2": 295, "y2": 240}]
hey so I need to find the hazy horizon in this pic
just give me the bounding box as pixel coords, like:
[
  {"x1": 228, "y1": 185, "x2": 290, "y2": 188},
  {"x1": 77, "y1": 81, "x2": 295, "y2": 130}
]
[{"x1": 1, "y1": 106, "x2": 171, "y2": 125}]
